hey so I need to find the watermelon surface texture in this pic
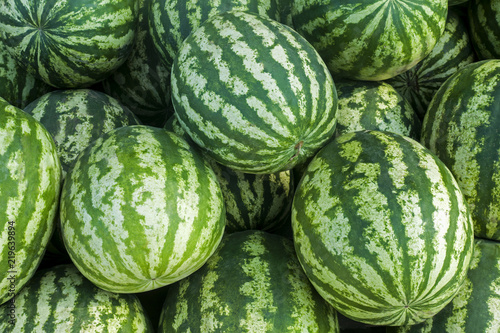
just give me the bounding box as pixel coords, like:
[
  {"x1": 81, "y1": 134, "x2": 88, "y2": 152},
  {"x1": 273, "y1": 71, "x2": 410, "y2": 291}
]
[
  {"x1": 158, "y1": 230, "x2": 339, "y2": 332},
  {"x1": 59, "y1": 125, "x2": 226, "y2": 293},
  {"x1": 148, "y1": 0, "x2": 291, "y2": 70},
  {"x1": 0, "y1": 264, "x2": 154, "y2": 332},
  {"x1": 24, "y1": 89, "x2": 141, "y2": 177},
  {"x1": 291, "y1": 0, "x2": 448, "y2": 81},
  {"x1": 102, "y1": 0, "x2": 173, "y2": 127},
  {"x1": 421, "y1": 60, "x2": 500, "y2": 241},
  {"x1": 334, "y1": 79, "x2": 421, "y2": 140},
  {"x1": 171, "y1": 10, "x2": 338, "y2": 174},
  {"x1": 468, "y1": 0, "x2": 500, "y2": 59},
  {"x1": 0, "y1": 0, "x2": 138, "y2": 88},
  {"x1": 388, "y1": 238, "x2": 500, "y2": 333},
  {"x1": 386, "y1": 8, "x2": 476, "y2": 119},
  {"x1": 0, "y1": 97, "x2": 62, "y2": 305},
  {"x1": 0, "y1": 41, "x2": 52, "y2": 109},
  {"x1": 292, "y1": 130, "x2": 474, "y2": 326}
]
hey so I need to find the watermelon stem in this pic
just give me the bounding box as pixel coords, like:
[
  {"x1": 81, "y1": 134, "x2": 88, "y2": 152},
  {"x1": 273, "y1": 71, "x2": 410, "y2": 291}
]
[{"x1": 290, "y1": 141, "x2": 304, "y2": 161}]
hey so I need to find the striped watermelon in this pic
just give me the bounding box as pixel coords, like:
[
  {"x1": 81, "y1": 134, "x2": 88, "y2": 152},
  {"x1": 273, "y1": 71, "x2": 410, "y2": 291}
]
[
  {"x1": 171, "y1": 10, "x2": 337, "y2": 174},
  {"x1": 386, "y1": 8, "x2": 476, "y2": 119},
  {"x1": 0, "y1": 0, "x2": 138, "y2": 88},
  {"x1": 158, "y1": 230, "x2": 339, "y2": 332},
  {"x1": 388, "y1": 238, "x2": 500, "y2": 333},
  {"x1": 334, "y1": 79, "x2": 421, "y2": 140},
  {"x1": 292, "y1": 130, "x2": 474, "y2": 326},
  {"x1": 0, "y1": 98, "x2": 62, "y2": 305},
  {"x1": 0, "y1": 264, "x2": 154, "y2": 331},
  {"x1": 0, "y1": 41, "x2": 52, "y2": 109},
  {"x1": 23, "y1": 89, "x2": 141, "y2": 178},
  {"x1": 148, "y1": 0, "x2": 291, "y2": 70},
  {"x1": 421, "y1": 60, "x2": 500, "y2": 241},
  {"x1": 164, "y1": 116, "x2": 294, "y2": 233},
  {"x1": 468, "y1": 0, "x2": 500, "y2": 59},
  {"x1": 291, "y1": 0, "x2": 448, "y2": 81},
  {"x1": 102, "y1": 0, "x2": 173, "y2": 127},
  {"x1": 59, "y1": 125, "x2": 226, "y2": 293}
]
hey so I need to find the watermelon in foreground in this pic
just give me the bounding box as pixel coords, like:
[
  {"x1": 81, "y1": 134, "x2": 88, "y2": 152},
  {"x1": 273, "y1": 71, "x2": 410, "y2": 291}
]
[
  {"x1": 0, "y1": 98, "x2": 62, "y2": 305},
  {"x1": 0, "y1": 264, "x2": 153, "y2": 332},
  {"x1": 292, "y1": 130, "x2": 474, "y2": 326},
  {"x1": 171, "y1": 10, "x2": 337, "y2": 174},
  {"x1": 158, "y1": 230, "x2": 339, "y2": 332},
  {"x1": 59, "y1": 125, "x2": 226, "y2": 293}
]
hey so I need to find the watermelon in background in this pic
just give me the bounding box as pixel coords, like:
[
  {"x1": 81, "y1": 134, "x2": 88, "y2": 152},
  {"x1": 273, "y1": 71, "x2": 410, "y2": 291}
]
[
  {"x1": 468, "y1": 0, "x2": 500, "y2": 60},
  {"x1": 334, "y1": 80, "x2": 421, "y2": 140},
  {"x1": 158, "y1": 230, "x2": 339, "y2": 332},
  {"x1": 60, "y1": 125, "x2": 226, "y2": 294},
  {"x1": 165, "y1": 116, "x2": 295, "y2": 234},
  {"x1": 0, "y1": 0, "x2": 138, "y2": 88},
  {"x1": 386, "y1": 8, "x2": 476, "y2": 120},
  {"x1": 0, "y1": 98, "x2": 62, "y2": 305},
  {"x1": 291, "y1": 0, "x2": 448, "y2": 81},
  {"x1": 421, "y1": 60, "x2": 500, "y2": 241},
  {"x1": 23, "y1": 89, "x2": 141, "y2": 178},
  {"x1": 388, "y1": 238, "x2": 500, "y2": 333},
  {"x1": 0, "y1": 42, "x2": 52, "y2": 109},
  {"x1": 102, "y1": 0, "x2": 173, "y2": 128},
  {"x1": 148, "y1": 0, "x2": 291, "y2": 70},
  {"x1": 0, "y1": 264, "x2": 154, "y2": 332},
  {"x1": 292, "y1": 130, "x2": 474, "y2": 326},
  {"x1": 171, "y1": 10, "x2": 338, "y2": 174}
]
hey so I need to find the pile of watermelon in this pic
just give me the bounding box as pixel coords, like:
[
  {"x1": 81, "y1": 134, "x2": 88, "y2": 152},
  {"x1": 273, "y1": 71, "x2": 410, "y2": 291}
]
[{"x1": 1, "y1": 0, "x2": 499, "y2": 331}]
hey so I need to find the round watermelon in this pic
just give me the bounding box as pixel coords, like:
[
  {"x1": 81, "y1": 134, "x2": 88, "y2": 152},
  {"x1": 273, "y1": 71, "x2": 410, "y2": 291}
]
[
  {"x1": 0, "y1": 264, "x2": 154, "y2": 332},
  {"x1": 334, "y1": 79, "x2": 421, "y2": 140},
  {"x1": 59, "y1": 125, "x2": 226, "y2": 294},
  {"x1": 171, "y1": 10, "x2": 338, "y2": 174},
  {"x1": 292, "y1": 130, "x2": 474, "y2": 326},
  {"x1": 158, "y1": 230, "x2": 339, "y2": 332},
  {"x1": 0, "y1": 97, "x2": 62, "y2": 305},
  {"x1": 0, "y1": 0, "x2": 138, "y2": 88},
  {"x1": 421, "y1": 59, "x2": 500, "y2": 241},
  {"x1": 24, "y1": 89, "x2": 141, "y2": 178},
  {"x1": 291, "y1": 0, "x2": 448, "y2": 81}
]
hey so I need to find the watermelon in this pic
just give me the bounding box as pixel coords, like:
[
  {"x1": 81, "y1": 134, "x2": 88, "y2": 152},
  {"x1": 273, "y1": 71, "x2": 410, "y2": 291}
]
[
  {"x1": 164, "y1": 115, "x2": 294, "y2": 233},
  {"x1": 102, "y1": 0, "x2": 173, "y2": 127},
  {"x1": 388, "y1": 238, "x2": 500, "y2": 333},
  {"x1": 468, "y1": 0, "x2": 500, "y2": 60},
  {"x1": 171, "y1": 10, "x2": 337, "y2": 174},
  {"x1": 0, "y1": 0, "x2": 138, "y2": 88},
  {"x1": 158, "y1": 230, "x2": 339, "y2": 332},
  {"x1": 59, "y1": 125, "x2": 226, "y2": 293},
  {"x1": 148, "y1": 0, "x2": 291, "y2": 70},
  {"x1": 0, "y1": 264, "x2": 154, "y2": 332},
  {"x1": 291, "y1": 0, "x2": 448, "y2": 81},
  {"x1": 0, "y1": 97, "x2": 62, "y2": 305},
  {"x1": 334, "y1": 79, "x2": 421, "y2": 140},
  {"x1": 421, "y1": 60, "x2": 500, "y2": 241},
  {"x1": 386, "y1": 8, "x2": 476, "y2": 119},
  {"x1": 0, "y1": 41, "x2": 52, "y2": 109},
  {"x1": 23, "y1": 89, "x2": 141, "y2": 178},
  {"x1": 292, "y1": 130, "x2": 474, "y2": 326}
]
